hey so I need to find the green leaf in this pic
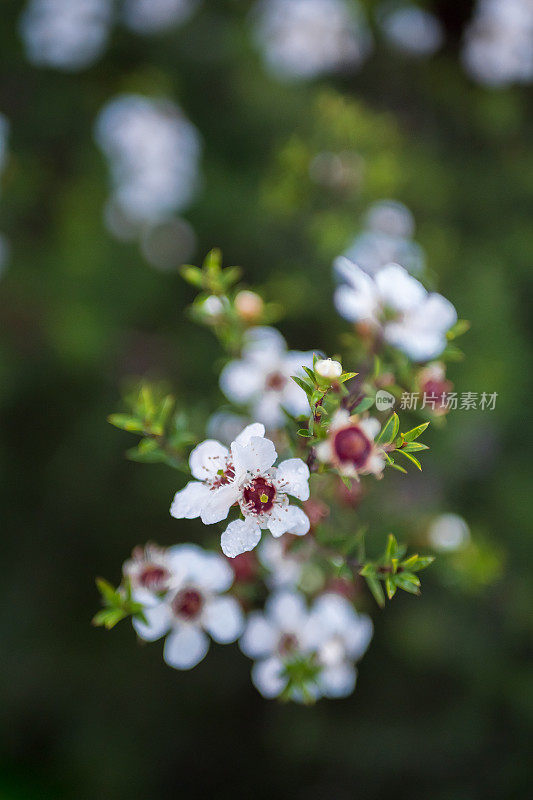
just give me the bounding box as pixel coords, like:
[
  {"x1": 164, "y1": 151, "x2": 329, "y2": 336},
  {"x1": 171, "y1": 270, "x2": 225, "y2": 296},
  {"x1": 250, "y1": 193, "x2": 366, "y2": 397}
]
[
  {"x1": 107, "y1": 414, "x2": 145, "y2": 433},
  {"x1": 302, "y1": 366, "x2": 317, "y2": 384},
  {"x1": 365, "y1": 575, "x2": 385, "y2": 608},
  {"x1": 352, "y1": 396, "x2": 374, "y2": 414},
  {"x1": 291, "y1": 376, "x2": 313, "y2": 396},
  {"x1": 340, "y1": 372, "x2": 358, "y2": 383},
  {"x1": 401, "y1": 555, "x2": 435, "y2": 572},
  {"x1": 394, "y1": 572, "x2": 421, "y2": 593},
  {"x1": 96, "y1": 577, "x2": 118, "y2": 604},
  {"x1": 179, "y1": 264, "x2": 205, "y2": 288},
  {"x1": 221, "y1": 266, "x2": 242, "y2": 288},
  {"x1": 385, "y1": 576, "x2": 397, "y2": 600},
  {"x1": 359, "y1": 563, "x2": 375, "y2": 577},
  {"x1": 384, "y1": 533, "x2": 398, "y2": 564},
  {"x1": 386, "y1": 458, "x2": 407, "y2": 474},
  {"x1": 297, "y1": 429, "x2": 312, "y2": 437},
  {"x1": 397, "y1": 450, "x2": 422, "y2": 470},
  {"x1": 402, "y1": 442, "x2": 429, "y2": 452},
  {"x1": 377, "y1": 413, "x2": 399, "y2": 445},
  {"x1": 401, "y1": 422, "x2": 429, "y2": 442},
  {"x1": 446, "y1": 319, "x2": 470, "y2": 340}
]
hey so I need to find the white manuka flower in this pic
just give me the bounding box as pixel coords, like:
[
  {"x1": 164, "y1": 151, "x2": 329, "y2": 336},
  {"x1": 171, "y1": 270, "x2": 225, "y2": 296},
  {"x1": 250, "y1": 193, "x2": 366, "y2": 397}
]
[
  {"x1": 239, "y1": 590, "x2": 318, "y2": 700},
  {"x1": 170, "y1": 423, "x2": 310, "y2": 558},
  {"x1": 258, "y1": 536, "x2": 305, "y2": 589},
  {"x1": 252, "y1": 0, "x2": 372, "y2": 81},
  {"x1": 316, "y1": 409, "x2": 385, "y2": 479},
  {"x1": 334, "y1": 258, "x2": 457, "y2": 362},
  {"x1": 305, "y1": 592, "x2": 373, "y2": 698},
  {"x1": 122, "y1": 0, "x2": 199, "y2": 34},
  {"x1": 123, "y1": 543, "x2": 173, "y2": 605},
  {"x1": 220, "y1": 326, "x2": 314, "y2": 428},
  {"x1": 133, "y1": 544, "x2": 244, "y2": 670}
]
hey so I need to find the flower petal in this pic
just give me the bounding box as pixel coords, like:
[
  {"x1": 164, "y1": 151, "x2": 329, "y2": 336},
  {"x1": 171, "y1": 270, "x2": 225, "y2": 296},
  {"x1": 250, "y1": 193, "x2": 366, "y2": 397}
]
[
  {"x1": 234, "y1": 422, "x2": 265, "y2": 447},
  {"x1": 200, "y1": 483, "x2": 239, "y2": 525},
  {"x1": 319, "y1": 663, "x2": 357, "y2": 698},
  {"x1": 359, "y1": 417, "x2": 380, "y2": 440},
  {"x1": 239, "y1": 611, "x2": 279, "y2": 658},
  {"x1": 202, "y1": 596, "x2": 244, "y2": 643},
  {"x1": 276, "y1": 458, "x2": 310, "y2": 501},
  {"x1": 189, "y1": 439, "x2": 229, "y2": 481},
  {"x1": 221, "y1": 518, "x2": 262, "y2": 558},
  {"x1": 163, "y1": 625, "x2": 209, "y2": 670},
  {"x1": 231, "y1": 435, "x2": 277, "y2": 476},
  {"x1": 219, "y1": 360, "x2": 263, "y2": 404},
  {"x1": 375, "y1": 263, "x2": 427, "y2": 312},
  {"x1": 170, "y1": 481, "x2": 211, "y2": 520},
  {"x1": 132, "y1": 602, "x2": 171, "y2": 642},
  {"x1": 251, "y1": 656, "x2": 286, "y2": 698},
  {"x1": 167, "y1": 544, "x2": 234, "y2": 592},
  {"x1": 267, "y1": 504, "x2": 310, "y2": 538},
  {"x1": 242, "y1": 326, "x2": 286, "y2": 363},
  {"x1": 334, "y1": 284, "x2": 377, "y2": 323},
  {"x1": 266, "y1": 590, "x2": 307, "y2": 630}
]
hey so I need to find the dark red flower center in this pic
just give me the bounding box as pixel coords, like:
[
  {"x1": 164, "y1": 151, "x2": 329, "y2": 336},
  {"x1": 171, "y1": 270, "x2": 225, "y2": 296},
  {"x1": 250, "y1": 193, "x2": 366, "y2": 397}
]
[
  {"x1": 265, "y1": 371, "x2": 287, "y2": 392},
  {"x1": 278, "y1": 633, "x2": 298, "y2": 656},
  {"x1": 333, "y1": 426, "x2": 371, "y2": 469},
  {"x1": 138, "y1": 565, "x2": 170, "y2": 591},
  {"x1": 242, "y1": 476, "x2": 277, "y2": 514},
  {"x1": 171, "y1": 589, "x2": 204, "y2": 620}
]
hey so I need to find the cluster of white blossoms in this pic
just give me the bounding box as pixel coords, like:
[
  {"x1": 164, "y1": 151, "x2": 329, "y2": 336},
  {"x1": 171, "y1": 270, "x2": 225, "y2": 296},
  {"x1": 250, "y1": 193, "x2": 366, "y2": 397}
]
[
  {"x1": 220, "y1": 327, "x2": 314, "y2": 429},
  {"x1": 19, "y1": 0, "x2": 113, "y2": 71},
  {"x1": 343, "y1": 200, "x2": 425, "y2": 277},
  {"x1": 251, "y1": 0, "x2": 373, "y2": 81},
  {"x1": 378, "y1": 4, "x2": 443, "y2": 58},
  {"x1": 19, "y1": 0, "x2": 200, "y2": 72},
  {"x1": 240, "y1": 590, "x2": 373, "y2": 700},
  {"x1": 462, "y1": 0, "x2": 533, "y2": 87},
  {"x1": 0, "y1": 114, "x2": 10, "y2": 276},
  {"x1": 94, "y1": 94, "x2": 201, "y2": 250},
  {"x1": 125, "y1": 543, "x2": 244, "y2": 669},
  {"x1": 334, "y1": 258, "x2": 457, "y2": 362},
  {"x1": 170, "y1": 423, "x2": 311, "y2": 559}
]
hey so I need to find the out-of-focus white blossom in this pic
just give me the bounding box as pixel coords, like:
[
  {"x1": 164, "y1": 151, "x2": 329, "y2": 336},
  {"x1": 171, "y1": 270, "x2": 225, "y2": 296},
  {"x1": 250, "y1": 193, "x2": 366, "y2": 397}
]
[
  {"x1": 207, "y1": 411, "x2": 251, "y2": 447},
  {"x1": 239, "y1": 590, "x2": 318, "y2": 700},
  {"x1": 121, "y1": 0, "x2": 199, "y2": 34},
  {"x1": 220, "y1": 327, "x2": 314, "y2": 428},
  {"x1": 170, "y1": 423, "x2": 310, "y2": 558},
  {"x1": 342, "y1": 200, "x2": 425, "y2": 276},
  {"x1": 428, "y1": 513, "x2": 471, "y2": 552},
  {"x1": 240, "y1": 590, "x2": 372, "y2": 700},
  {"x1": 19, "y1": 0, "x2": 113, "y2": 71},
  {"x1": 305, "y1": 592, "x2": 373, "y2": 698},
  {"x1": 316, "y1": 409, "x2": 385, "y2": 479},
  {"x1": 94, "y1": 94, "x2": 202, "y2": 234},
  {"x1": 132, "y1": 543, "x2": 244, "y2": 670},
  {"x1": 378, "y1": 4, "x2": 444, "y2": 57},
  {"x1": 334, "y1": 258, "x2": 457, "y2": 362},
  {"x1": 258, "y1": 536, "x2": 305, "y2": 588},
  {"x1": 252, "y1": 0, "x2": 372, "y2": 81},
  {"x1": 462, "y1": 0, "x2": 533, "y2": 87},
  {"x1": 315, "y1": 358, "x2": 342, "y2": 380}
]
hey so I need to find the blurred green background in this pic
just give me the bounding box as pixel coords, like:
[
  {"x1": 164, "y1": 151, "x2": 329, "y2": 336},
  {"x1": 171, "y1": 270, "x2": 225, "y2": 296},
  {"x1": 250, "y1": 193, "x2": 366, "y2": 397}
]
[{"x1": 1, "y1": 0, "x2": 531, "y2": 798}]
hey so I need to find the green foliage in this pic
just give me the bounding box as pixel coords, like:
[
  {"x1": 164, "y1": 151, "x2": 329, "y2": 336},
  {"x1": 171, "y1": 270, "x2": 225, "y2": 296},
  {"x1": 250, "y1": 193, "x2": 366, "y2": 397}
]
[
  {"x1": 359, "y1": 534, "x2": 435, "y2": 607},
  {"x1": 93, "y1": 578, "x2": 147, "y2": 629},
  {"x1": 109, "y1": 384, "x2": 195, "y2": 470}
]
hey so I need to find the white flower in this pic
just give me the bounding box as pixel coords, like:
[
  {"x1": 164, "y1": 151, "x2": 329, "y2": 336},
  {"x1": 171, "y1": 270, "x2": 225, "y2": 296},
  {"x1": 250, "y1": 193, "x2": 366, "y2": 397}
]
[
  {"x1": 315, "y1": 358, "x2": 342, "y2": 380},
  {"x1": 220, "y1": 326, "x2": 314, "y2": 428},
  {"x1": 122, "y1": 0, "x2": 199, "y2": 34},
  {"x1": 316, "y1": 410, "x2": 385, "y2": 479},
  {"x1": 123, "y1": 542, "x2": 174, "y2": 605},
  {"x1": 94, "y1": 94, "x2": 201, "y2": 232},
  {"x1": 462, "y1": 0, "x2": 533, "y2": 87},
  {"x1": 252, "y1": 0, "x2": 372, "y2": 81},
  {"x1": 170, "y1": 423, "x2": 311, "y2": 558},
  {"x1": 133, "y1": 544, "x2": 244, "y2": 670},
  {"x1": 19, "y1": 0, "x2": 112, "y2": 71},
  {"x1": 258, "y1": 536, "x2": 305, "y2": 588},
  {"x1": 334, "y1": 259, "x2": 457, "y2": 362},
  {"x1": 305, "y1": 592, "x2": 373, "y2": 698},
  {"x1": 379, "y1": 5, "x2": 443, "y2": 58},
  {"x1": 239, "y1": 590, "x2": 319, "y2": 700}
]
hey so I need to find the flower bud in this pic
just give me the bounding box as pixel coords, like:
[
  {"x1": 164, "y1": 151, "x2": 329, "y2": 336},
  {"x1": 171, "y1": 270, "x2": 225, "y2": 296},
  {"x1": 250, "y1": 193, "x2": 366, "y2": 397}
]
[
  {"x1": 315, "y1": 358, "x2": 342, "y2": 380},
  {"x1": 234, "y1": 290, "x2": 264, "y2": 322},
  {"x1": 202, "y1": 295, "x2": 225, "y2": 318}
]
